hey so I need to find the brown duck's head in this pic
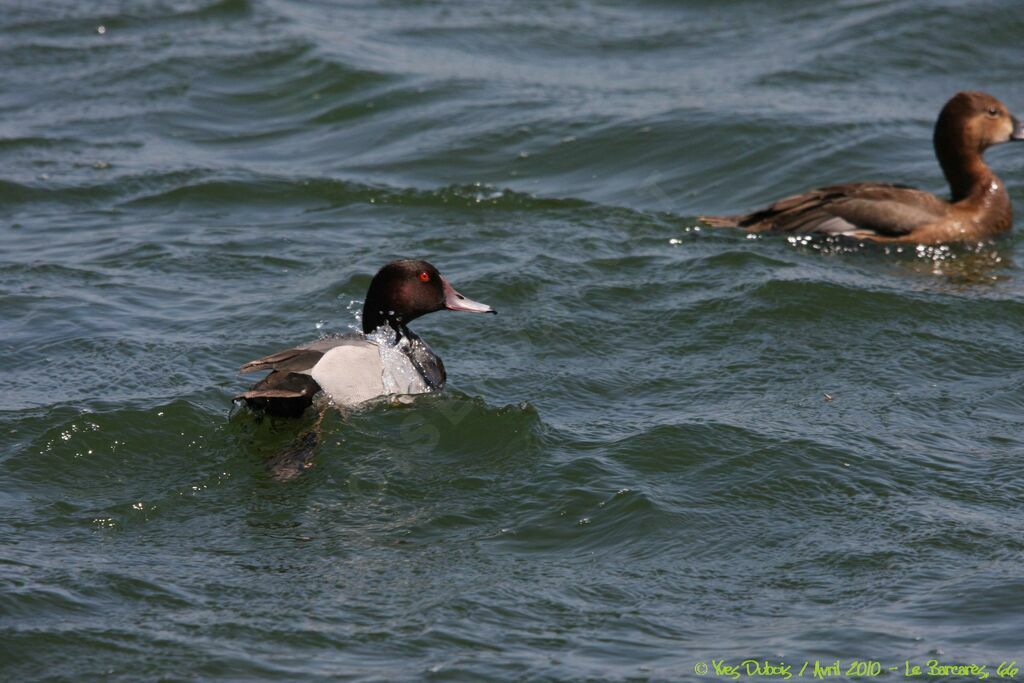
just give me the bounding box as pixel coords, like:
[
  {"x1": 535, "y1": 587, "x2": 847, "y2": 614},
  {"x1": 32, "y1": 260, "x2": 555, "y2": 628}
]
[
  {"x1": 935, "y1": 91, "x2": 1024, "y2": 155},
  {"x1": 361, "y1": 259, "x2": 496, "y2": 335}
]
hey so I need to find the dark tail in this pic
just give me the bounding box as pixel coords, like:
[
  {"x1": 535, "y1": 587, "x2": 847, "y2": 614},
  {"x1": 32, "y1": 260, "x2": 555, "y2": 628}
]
[{"x1": 235, "y1": 371, "x2": 321, "y2": 418}]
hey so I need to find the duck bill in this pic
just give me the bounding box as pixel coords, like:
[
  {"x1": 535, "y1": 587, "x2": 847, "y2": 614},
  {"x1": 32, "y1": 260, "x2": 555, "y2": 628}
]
[
  {"x1": 442, "y1": 278, "x2": 496, "y2": 314},
  {"x1": 1011, "y1": 115, "x2": 1024, "y2": 141}
]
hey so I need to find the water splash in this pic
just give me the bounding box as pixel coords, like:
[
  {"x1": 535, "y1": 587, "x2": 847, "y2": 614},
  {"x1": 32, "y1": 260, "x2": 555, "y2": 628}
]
[{"x1": 365, "y1": 325, "x2": 432, "y2": 396}]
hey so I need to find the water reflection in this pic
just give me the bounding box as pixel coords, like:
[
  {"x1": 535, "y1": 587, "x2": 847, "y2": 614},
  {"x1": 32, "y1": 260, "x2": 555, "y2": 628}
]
[{"x1": 790, "y1": 236, "x2": 1016, "y2": 286}]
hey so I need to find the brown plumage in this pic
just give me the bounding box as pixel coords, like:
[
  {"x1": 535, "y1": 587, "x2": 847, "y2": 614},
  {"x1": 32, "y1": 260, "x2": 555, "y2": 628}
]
[{"x1": 700, "y1": 91, "x2": 1024, "y2": 244}]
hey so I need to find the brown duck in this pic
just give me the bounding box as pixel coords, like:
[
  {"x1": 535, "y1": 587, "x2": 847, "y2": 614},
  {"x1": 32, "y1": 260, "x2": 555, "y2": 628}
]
[{"x1": 700, "y1": 91, "x2": 1024, "y2": 244}]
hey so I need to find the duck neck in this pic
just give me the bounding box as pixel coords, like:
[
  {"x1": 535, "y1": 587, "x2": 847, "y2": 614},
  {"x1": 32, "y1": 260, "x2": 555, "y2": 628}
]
[
  {"x1": 362, "y1": 309, "x2": 410, "y2": 343},
  {"x1": 936, "y1": 142, "x2": 995, "y2": 203}
]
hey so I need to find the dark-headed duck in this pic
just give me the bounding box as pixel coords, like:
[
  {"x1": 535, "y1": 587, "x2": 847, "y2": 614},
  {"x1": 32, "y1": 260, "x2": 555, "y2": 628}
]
[
  {"x1": 701, "y1": 91, "x2": 1024, "y2": 244},
  {"x1": 235, "y1": 259, "x2": 496, "y2": 417}
]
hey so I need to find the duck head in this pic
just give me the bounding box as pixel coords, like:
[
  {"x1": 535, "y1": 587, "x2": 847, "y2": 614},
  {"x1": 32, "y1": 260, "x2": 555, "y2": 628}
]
[
  {"x1": 934, "y1": 91, "x2": 1023, "y2": 200},
  {"x1": 361, "y1": 259, "x2": 496, "y2": 336},
  {"x1": 936, "y1": 91, "x2": 1023, "y2": 150}
]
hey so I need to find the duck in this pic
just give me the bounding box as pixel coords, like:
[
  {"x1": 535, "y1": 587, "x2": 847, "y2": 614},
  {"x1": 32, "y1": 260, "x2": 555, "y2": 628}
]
[
  {"x1": 700, "y1": 91, "x2": 1024, "y2": 244},
  {"x1": 235, "y1": 259, "x2": 496, "y2": 417}
]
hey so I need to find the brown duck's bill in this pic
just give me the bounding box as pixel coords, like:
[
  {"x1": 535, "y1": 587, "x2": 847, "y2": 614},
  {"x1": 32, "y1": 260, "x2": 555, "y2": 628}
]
[
  {"x1": 442, "y1": 278, "x2": 497, "y2": 314},
  {"x1": 1012, "y1": 115, "x2": 1024, "y2": 141}
]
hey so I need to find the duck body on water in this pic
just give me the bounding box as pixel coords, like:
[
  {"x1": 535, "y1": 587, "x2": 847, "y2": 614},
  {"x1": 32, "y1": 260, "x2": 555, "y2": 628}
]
[
  {"x1": 701, "y1": 91, "x2": 1024, "y2": 244},
  {"x1": 235, "y1": 260, "x2": 495, "y2": 417}
]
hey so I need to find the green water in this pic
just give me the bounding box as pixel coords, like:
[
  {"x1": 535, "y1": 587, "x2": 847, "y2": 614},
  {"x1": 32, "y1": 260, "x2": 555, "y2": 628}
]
[{"x1": 3, "y1": 1, "x2": 1024, "y2": 680}]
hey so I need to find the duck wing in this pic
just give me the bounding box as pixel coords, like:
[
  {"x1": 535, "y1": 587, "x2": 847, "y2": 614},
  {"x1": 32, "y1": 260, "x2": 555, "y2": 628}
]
[
  {"x1": 235, "y1": 334, "x2": 365, "y2": 417},
  {"x1": 238, "y1": 335, "x2": 363, "y2": 374},
  {"x1": 702, "y1": 183, "x2": 949, "y2": 238}
]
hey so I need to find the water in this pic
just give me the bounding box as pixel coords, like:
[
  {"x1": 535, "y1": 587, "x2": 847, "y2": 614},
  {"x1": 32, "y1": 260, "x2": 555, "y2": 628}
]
[{"x1": 3, "y1": 1, "x2": 1024, "y2": 680}]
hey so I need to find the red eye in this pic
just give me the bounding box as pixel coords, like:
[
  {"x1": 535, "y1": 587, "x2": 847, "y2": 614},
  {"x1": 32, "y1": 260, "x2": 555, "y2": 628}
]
[{"x1": 419, "y1": 271, "x2": 430, "y2": 282}]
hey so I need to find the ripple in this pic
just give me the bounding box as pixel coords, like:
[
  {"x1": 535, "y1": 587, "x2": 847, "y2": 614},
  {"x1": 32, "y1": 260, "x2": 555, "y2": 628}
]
[{"x1": 3, "y1": 0, "x2": 1024, "y2": 677}]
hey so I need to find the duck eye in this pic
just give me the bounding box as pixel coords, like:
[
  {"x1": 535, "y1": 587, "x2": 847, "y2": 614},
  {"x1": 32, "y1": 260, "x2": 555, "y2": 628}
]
[
  {"x1": 419, "y1": 271, "x2": 430, "y2": 282},
  {"x1": 987, "y1": 107, "x2": 999, "y2": 117}
]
